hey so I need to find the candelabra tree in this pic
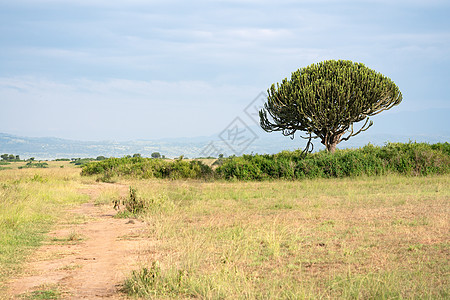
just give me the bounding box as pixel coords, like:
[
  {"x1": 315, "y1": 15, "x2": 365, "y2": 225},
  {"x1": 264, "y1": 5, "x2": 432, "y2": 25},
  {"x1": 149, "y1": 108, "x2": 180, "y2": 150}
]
[{"x1": 259, "y1": 60, "x2": 403, "y2": 153}]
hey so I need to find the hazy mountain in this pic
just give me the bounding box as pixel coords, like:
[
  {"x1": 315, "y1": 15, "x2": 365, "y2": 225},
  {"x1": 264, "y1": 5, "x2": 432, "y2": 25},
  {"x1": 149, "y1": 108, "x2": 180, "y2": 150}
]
[{"x1": 1, "y1": 127, "x2": 449, "y2": 160}]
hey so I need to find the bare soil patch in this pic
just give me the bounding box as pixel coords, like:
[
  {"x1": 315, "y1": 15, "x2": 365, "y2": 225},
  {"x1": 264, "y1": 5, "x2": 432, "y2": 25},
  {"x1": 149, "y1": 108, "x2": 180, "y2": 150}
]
[{"x1": 6, "y1": 183, "x2": 152, "y2": 299}]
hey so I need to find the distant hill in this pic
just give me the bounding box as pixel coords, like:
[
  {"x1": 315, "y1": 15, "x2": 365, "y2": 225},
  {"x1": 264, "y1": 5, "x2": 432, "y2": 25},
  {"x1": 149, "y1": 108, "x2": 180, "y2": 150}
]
[{"x1": 1, "y1": 128, "x2": 449, "y2": 160}]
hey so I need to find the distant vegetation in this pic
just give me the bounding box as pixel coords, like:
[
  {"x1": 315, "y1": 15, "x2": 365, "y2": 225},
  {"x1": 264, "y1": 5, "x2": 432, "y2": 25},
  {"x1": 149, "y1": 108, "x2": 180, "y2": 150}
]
[
  {"x1": 68, "y1": 156, "x2": 109, "y2": 166},
  {"x1": 1, "y1": 154, "x2": 21, "y2": 162},
  {"x1": 18, "y1": 162, "x2": 49, "y2": 169},
  {"x1": 82, "y1": 156, "x2": 213, "y2": 181},
  {"x1": 81, "y1": 142, "x2": 450, "y2": 181}
]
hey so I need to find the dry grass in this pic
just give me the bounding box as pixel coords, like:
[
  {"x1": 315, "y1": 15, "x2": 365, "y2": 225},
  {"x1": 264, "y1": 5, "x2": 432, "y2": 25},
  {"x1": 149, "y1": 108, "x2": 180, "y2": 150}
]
[
  {"x1": 0, "y1": 167, "x2": 91, "y2": 292},
  {"x1": 122, "y1": 175, "x2": 449, "y2": 299},
  {"x1": 1, "y1": 165, "x2": 448, "y2": 299}
]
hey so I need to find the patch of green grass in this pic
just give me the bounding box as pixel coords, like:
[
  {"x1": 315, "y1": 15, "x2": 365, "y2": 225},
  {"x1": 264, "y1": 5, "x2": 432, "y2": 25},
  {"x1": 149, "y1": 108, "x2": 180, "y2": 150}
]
[{"x1": 21, "y1": 288, "x2": 60, "y2": 299}]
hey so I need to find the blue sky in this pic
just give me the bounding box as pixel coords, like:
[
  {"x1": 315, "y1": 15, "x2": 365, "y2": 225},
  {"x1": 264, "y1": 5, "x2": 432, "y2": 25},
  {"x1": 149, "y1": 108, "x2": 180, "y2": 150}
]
[{"x1": 0, "y1": 0, "x2": 449, "y2": 143}]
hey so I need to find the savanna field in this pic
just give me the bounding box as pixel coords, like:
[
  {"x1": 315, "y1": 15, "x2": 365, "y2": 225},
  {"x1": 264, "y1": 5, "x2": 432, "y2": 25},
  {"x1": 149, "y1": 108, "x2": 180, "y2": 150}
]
[{"x1": 0, "y1": 144, "x2": 449, "y2": 299}]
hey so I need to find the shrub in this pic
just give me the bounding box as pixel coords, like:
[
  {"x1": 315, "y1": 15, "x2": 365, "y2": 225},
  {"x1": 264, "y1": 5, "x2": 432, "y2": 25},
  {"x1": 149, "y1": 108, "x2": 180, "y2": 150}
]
[
  {"x1": 113, "y1": 187, "x2": 147, "y2": 215},
  {"x1": 81, "y1": 157, "x2": 213, "y2": 180},
  {"x1": 81, "y1": 143, "x2": 449, "y2": 181},
  {"x1": 215, "y1": 142, "x2": 450, "y2": 180},
  {"x1": 18, "y1": 162, "x2": 49, "y2": 169}
]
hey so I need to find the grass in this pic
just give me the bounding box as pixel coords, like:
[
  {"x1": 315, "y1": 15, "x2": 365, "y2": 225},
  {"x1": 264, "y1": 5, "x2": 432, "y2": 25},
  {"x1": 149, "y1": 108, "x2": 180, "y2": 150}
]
[
  {"x1": 1, "y1": 161, "x2": 74, "y2": 170},
  {"x1": 0, "y1": 164, "x2": 448, "y2": 299},
  {"x1": 0, "y1": 167, "x2": 90, "y2": 293},
  {"x1": 49, "y1": 231, "x2": 84, "y2": 245},
  {"x1": 120, "y1": 175, "x2": 449, "y2": 299},
  {"x1": 20, "y1": 286, "x2": 60, "y2": 299}
]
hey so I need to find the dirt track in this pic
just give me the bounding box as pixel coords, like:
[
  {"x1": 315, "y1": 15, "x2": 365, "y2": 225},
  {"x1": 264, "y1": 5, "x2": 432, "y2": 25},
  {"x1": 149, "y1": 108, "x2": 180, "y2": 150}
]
[{"x1": 7, "y1": 183, "x2": 152, "y2": 299}]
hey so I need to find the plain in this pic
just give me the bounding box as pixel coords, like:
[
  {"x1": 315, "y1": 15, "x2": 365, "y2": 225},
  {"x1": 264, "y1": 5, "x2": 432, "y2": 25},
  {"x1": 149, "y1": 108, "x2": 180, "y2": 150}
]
[{"x1": 0, "y1": 163, "x2": 449, "y2": 299}]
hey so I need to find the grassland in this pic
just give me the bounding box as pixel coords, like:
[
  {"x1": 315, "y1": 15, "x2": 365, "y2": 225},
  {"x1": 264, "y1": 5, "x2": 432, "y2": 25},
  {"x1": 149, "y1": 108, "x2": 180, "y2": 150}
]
[
  {"x1": 115, "y1": 175, "x2": 449, "y2": 299},
  {"x1": 0, "y1": 164, "x2": 90, "y2": 293},
  {"x1": 1, "y1": 162, "x2": 449, "y2": 299}
]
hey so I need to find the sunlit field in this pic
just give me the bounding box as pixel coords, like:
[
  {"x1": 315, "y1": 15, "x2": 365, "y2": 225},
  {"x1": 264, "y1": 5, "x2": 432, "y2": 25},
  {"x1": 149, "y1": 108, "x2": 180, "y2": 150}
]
[
  {"x1": 0, "y1": 165, "x2": 90, "y2": 292},
  {"x1": 108, "y1": 175, "x2": 449, "y2": 298},
  {"x1": 1, "y1": 163, "x2": 449, "y2": 299}
]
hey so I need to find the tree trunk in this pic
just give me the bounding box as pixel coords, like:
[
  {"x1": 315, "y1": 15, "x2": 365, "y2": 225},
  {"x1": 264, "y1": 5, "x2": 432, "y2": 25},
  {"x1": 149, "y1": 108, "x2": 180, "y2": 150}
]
[{"x1": 326, "y1": 141, "x2": 338, "y2": 153}]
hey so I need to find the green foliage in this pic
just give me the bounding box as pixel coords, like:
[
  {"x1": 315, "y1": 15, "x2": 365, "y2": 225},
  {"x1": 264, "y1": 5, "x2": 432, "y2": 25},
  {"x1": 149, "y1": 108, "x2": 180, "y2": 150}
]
[
  {"x1": 80, "y1": 143, "x2": 449, "y2": 181},
  {"x1": 216, "y1": 142, "x2": 450, "y2": 180},
  {"x1": 1, "y1": 153, "x2": 21, "y2": 162},
  {"x1": 70, "y1": 158, "x2": 96, "y2": 166},
  {"x1": 151, "y1": 152, "x2": 161, "y2": 159},
  {"x1": 260, "y1": 60, "x2": 403, "y2": 152},
  {"x1": 25, "y1": 288, "x2": 60, "y2": 299},
  {"x1": 81, "y1": 156, "x2": 213, "y2": 180},
  {"x1": 113, "y1": 186, "x2": 148, "y2": 216},
  {"x1": 18, "y1": 162, "x2": 49, "y2": 169}
]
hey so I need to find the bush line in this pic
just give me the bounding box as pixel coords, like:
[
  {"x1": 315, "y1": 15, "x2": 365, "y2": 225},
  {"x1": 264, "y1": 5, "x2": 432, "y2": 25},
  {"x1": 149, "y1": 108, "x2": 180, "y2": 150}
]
[{"x1": 81, "y1": 142, "x2": 450, "y2": 181}]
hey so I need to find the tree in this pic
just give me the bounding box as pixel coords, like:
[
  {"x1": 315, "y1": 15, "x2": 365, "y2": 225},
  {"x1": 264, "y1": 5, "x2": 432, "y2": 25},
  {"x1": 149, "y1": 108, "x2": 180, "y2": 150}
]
[
  {"x1": 259, "y1": 60, "x2": 402, "y2": 153},
  {"x1": 132, "y1": 153, "x2": 141, "y2": 158},
  {"x1": 151, "y1": 152, "x2": 161, "y2": 159},
  {"x1": 1, "y1": 154, "x2": 8, "y2": 161}
]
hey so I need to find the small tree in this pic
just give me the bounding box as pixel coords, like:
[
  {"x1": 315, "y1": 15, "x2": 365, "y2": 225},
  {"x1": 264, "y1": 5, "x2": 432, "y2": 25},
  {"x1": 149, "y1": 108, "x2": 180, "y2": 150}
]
[
  {"x1": 151, "y1": 152, "x2": 161, "y2": 159},
  {"x1": 1, "y1": 154, "x2": 8, "y2": 161},
  {"x1": 260, "y1": 60, "x2": 402, "y2": 153},
  {"x1": 132, "y1": 153, "x2": 141, "y2": 158}
]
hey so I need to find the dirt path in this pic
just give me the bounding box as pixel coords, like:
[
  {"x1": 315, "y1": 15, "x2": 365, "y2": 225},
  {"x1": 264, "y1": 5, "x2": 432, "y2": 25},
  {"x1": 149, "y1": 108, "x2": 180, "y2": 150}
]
[{"x1": 6, "y1": 183, "x2": 152, "y2": 299}]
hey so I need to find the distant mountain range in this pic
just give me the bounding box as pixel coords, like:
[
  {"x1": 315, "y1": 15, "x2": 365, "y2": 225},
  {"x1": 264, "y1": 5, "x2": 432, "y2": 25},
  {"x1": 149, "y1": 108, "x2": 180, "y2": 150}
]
[{"x1": 1, "y1": 126, "x2": 449, "y2": 160}]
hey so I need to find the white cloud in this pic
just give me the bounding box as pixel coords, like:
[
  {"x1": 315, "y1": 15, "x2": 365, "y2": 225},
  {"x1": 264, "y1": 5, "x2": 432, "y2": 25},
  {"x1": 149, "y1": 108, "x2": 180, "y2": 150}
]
[
  {"x1": 1, "y1": 0, "x2": 448, "y2": 140},
  {"x1": 0, "y1": 76, "x2": 262, "y2": 140}
]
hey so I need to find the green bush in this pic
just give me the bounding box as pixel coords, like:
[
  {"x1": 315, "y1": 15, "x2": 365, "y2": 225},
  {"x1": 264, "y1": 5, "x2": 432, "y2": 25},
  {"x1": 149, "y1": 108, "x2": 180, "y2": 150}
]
[
  {"x1": 215, "y1": 142, "x2": 450, "y2": 180},
  {"x1": 81, "y1": 143, "x2": 449, "y2": 181},
  {"x1": 81, "y1": 157, "x2": 213, "y2": 180},
  {"x1": 18, "y1": 162, "x2": 49, "y2": 169}
]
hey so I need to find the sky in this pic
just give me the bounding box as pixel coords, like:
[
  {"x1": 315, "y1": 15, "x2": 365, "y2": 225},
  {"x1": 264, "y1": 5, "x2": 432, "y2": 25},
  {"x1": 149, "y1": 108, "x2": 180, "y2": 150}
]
[{"x1": 0, "y1": 0, "x2": 449, "y2": 143}]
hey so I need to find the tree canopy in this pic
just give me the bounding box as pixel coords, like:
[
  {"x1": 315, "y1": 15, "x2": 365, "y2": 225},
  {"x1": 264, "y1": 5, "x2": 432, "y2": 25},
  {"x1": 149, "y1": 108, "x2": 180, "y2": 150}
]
[{"x1": 259, "y1": 60, "x2": 402, "y2": 153}]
